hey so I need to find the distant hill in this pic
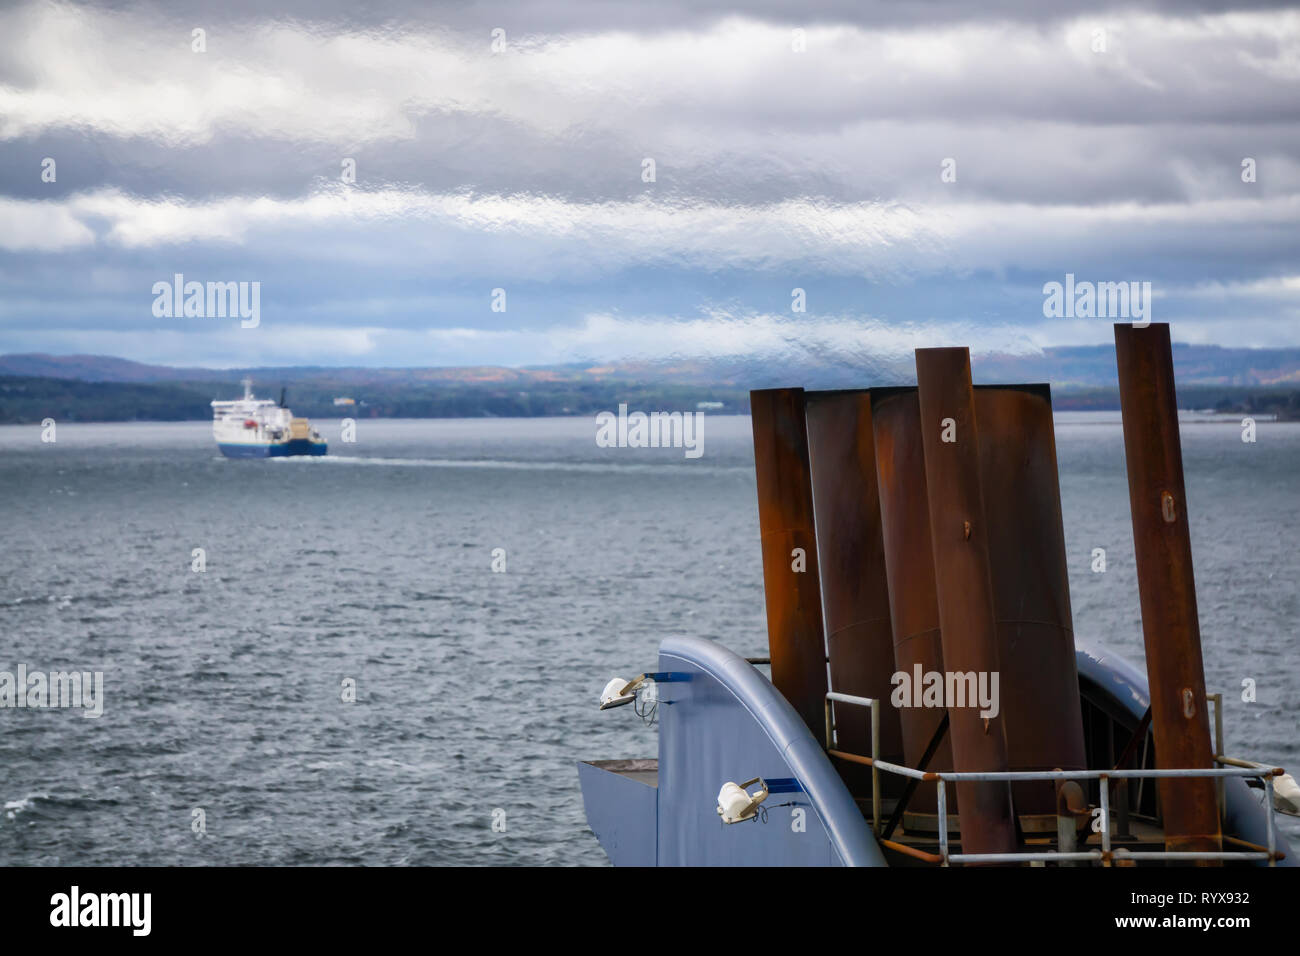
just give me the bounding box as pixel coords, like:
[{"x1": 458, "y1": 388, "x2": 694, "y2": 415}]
[
  {"x1": 2, "y1": 346, "x2": 1298, "y2": 423},
  {"x1": 0, "y1": 353, "x2": 562, "y2": 386},
  {"x1": 972, "y1": 344, "x2": 1300, "y2": 389},
  {"x1": 3, "y1": 343, "x2": 1300, "y2": 391},
  {"x1": 0, "y1": 375, "x2": 212, "y2": 423}
]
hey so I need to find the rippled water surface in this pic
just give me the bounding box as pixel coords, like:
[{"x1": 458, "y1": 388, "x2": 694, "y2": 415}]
[{"x1": 1, "y1": 415, "x2": 1296, "y2": 864}]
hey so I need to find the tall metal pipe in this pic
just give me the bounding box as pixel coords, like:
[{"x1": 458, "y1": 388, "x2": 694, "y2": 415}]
[
  {"x1": 914, "y1": 348, "x2": 1018, "y2": 857},
  {"x1": 805, "y1": 390, "x2": 906, "y2": 799},
  {"x1": 974, "y1": 385, "x2": 1088, "y2": 816},
  {"x1": 871, "y1": 387, "x2": 954, "y2": 814},
  {"x1": 1113, "y1": 323, "x2": 1223, "y2": 859},
  {"x1": 750, "y1": 388, "x2": 829, "y2": 736}
]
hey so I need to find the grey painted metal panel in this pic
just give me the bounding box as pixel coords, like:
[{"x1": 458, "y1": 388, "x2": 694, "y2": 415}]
[
  {"x1": 577, "y1": 760, "x2": 658, "y2": 866},
  {"x1": 654, "y1": 636, "x2": 886, "y2": 867}
]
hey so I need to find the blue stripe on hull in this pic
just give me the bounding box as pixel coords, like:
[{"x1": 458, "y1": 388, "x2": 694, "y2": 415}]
[
  {"x1": 218, "y1": 440, "x2": 327, "y2": 459},
  {"x1": 269, "y1": 439, "x2": 328, "y2": 457}
]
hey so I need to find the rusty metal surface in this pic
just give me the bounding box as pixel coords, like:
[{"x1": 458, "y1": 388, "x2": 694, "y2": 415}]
[
  {"x1": 1114, "y1": 323, "x2": 1223, "y2": 859},
  {"x1": 974, "y1": 385, "x2": 1088, "y2": 815},
  {"x1": 914, "y1": 348, "x2": 1018, "y2": 857},
  {"x1": 750, "y1": 388, "x2": 829, "y2": 737},
  {"x1": 871, "y1": 386, "x2": 954, "y2": 813},
  {"x1": 805, "y1": 390, "x2": 906, "y2": 798}
]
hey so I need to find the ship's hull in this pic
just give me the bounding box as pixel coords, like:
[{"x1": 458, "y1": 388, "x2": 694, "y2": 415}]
[{"x1": 217, "y1": 439, "x2": 327, "y2": 459}]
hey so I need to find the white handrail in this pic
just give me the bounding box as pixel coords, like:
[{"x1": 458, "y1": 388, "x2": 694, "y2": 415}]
[{"x1": 822, "y1": 691, "x2": 1284, "y2": 867}]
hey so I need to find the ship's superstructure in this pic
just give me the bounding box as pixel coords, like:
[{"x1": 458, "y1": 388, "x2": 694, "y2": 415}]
[
  {"x1": 211, "y1": 379, "x2": 327, "y2": 458},
  {"x1": 580, "y1": 324, "x2": 1297, "y2": 867}
]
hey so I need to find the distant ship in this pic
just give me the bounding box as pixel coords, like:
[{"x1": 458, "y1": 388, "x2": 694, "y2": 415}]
[{"x1": 211, "y1": 379, "x2": 327, "y2": 458}]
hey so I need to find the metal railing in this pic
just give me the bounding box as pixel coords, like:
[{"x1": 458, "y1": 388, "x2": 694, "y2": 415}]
[
  {"x1": 823, "y1": 692, "x2": 882, "y2": 838},
  {"x1": 822, "y1": 691, "x2": 1285, "y2": 867}
]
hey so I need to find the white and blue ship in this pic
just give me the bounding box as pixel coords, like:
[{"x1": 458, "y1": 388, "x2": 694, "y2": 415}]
[{"x1": 212, "y1": 379, "x2": 327, "y2": 459}]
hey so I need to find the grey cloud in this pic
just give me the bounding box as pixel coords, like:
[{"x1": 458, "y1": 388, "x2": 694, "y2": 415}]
[
  {"x1": 48, "y1": 0, "x2": 1300, "y2": 33},
  {"x1": 3, "y1": 5, "x2": 1298, "y2": 210},
  {"x1": 1, "y1": 0, "x2": 1297, "y2": 364}
]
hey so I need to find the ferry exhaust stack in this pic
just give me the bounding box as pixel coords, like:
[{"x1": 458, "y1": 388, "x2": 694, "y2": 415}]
[
  {"x1": 750, "y1": 387, "x2": 829, "y2": 736},
  {"x1": 872, "y1": 387, "x2": 955, "y2": 812},
  {"x1": 914, "y1": 348, "x2": 1018, "y2": 858},
  {"x1": 805, "y1": 390, "x2": 907, "y2": 799},
  {"x1": 974, "y1": 384, "x2": 1087, "y2": 816},
  {"x1": 581, "y1": 330, "x2": 1291, "y2": 868},
  {"x1": 1114, "y1": 322, "x2": 1224, "y2": 860}
]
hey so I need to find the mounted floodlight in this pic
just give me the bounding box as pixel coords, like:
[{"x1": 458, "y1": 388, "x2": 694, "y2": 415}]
[
  {"x1": 599, "y1": 674, "x2": 649, "y2": 710},
  {"x1": 1274, "y1": 770, "x2": 1300, "y2": 817},
  {"x1": 1243, "y1": 761, "x2": 1300, "y2": 817},
  {"x1": 599, "y1": 672, "x2": 675, "y2": 712},
  {"x1": 716, "y1": 777, "x2": 769, "y2": 824}
]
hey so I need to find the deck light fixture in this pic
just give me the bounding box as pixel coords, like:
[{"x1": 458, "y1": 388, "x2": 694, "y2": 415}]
[
  {"x1": 600, "y1": 675, "x2": 650, "y2": 710},
  {"x1": 717, "y1": 778, "x2": 770, "y2": 824}
]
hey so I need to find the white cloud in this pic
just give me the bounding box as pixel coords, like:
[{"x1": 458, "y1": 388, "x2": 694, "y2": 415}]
[
  {"x1": 4, "y1": 187, "x2": 1296, "y2": 284},
  {"x1": 419, "y1": 309, "x2": 1300, "y2": 367},
  {"x1": 1180, "y1": 274, "x2": 1300, "y2": 299},
  {"x1": 6, "y1": 306, "x2": 1298, "y2": 371},
  {"x1": 1, "y1": 2, "x2": 1298, "y2": 362},
  {"x1": 0, "y1": 323, "x2": 387, "y2": 367},
  {"x1": 2, "y1": 6, "x2": 1297, "y2": 146},
  {"x1": 0, "y1": 198, "x2": 95, "y2": 251}
]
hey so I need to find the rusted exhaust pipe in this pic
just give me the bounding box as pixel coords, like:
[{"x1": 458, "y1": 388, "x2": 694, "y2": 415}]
[
  {"x1": 974, "y1": 385, "x2": 1088, "y2": 816},
  {"x1": 872, "y1": 387, "x2": 954, "y2": 814},
  {"x1": 805, "y1": 390, "x2": 907, "y2": 799},
  {"x1": 915, "y1": 348, "x2": 1018, "y2": 858},
  {"x1": 750, "y1": 388, "x2": 829, "y2": 736},
  {"x1": 1113, "y1": 323, "x2": 1223, "y2": 860}
]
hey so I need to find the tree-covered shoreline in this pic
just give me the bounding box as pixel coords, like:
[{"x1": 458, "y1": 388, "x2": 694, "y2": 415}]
[{"x1": 3, "y1": 374, "x2": 1297, "y2": 424}]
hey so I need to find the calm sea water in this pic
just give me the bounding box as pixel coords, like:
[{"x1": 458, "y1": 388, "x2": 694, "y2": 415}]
[{"x1": 1, "y1": 414, "x2": 1296, "y2": 864}]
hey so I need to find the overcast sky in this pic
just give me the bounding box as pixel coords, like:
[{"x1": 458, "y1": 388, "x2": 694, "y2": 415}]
[{"x1": 1, "y1": 0, "x2": 1297, "y2": 368}]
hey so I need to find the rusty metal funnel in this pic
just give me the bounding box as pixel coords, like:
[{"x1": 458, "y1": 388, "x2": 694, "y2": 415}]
[
  {"x1": 750, "y1": 387, "x2": 829, "y2": 736},
  {"x1": 974, "y1": 385, "x2": 1087, "y2": 816},
  {"x1": 871, "y1": 386, "x2": 954, "y2": 815},
  {"x1": 915, "y1": 347, "x2": 1018, "y2": 858},
  {"x1": 1114, "y1": 323, "x2": 1223, "y2": 860},
  {"x1": 805, "y1": 390, "x2": 907, "y2": 800}
]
